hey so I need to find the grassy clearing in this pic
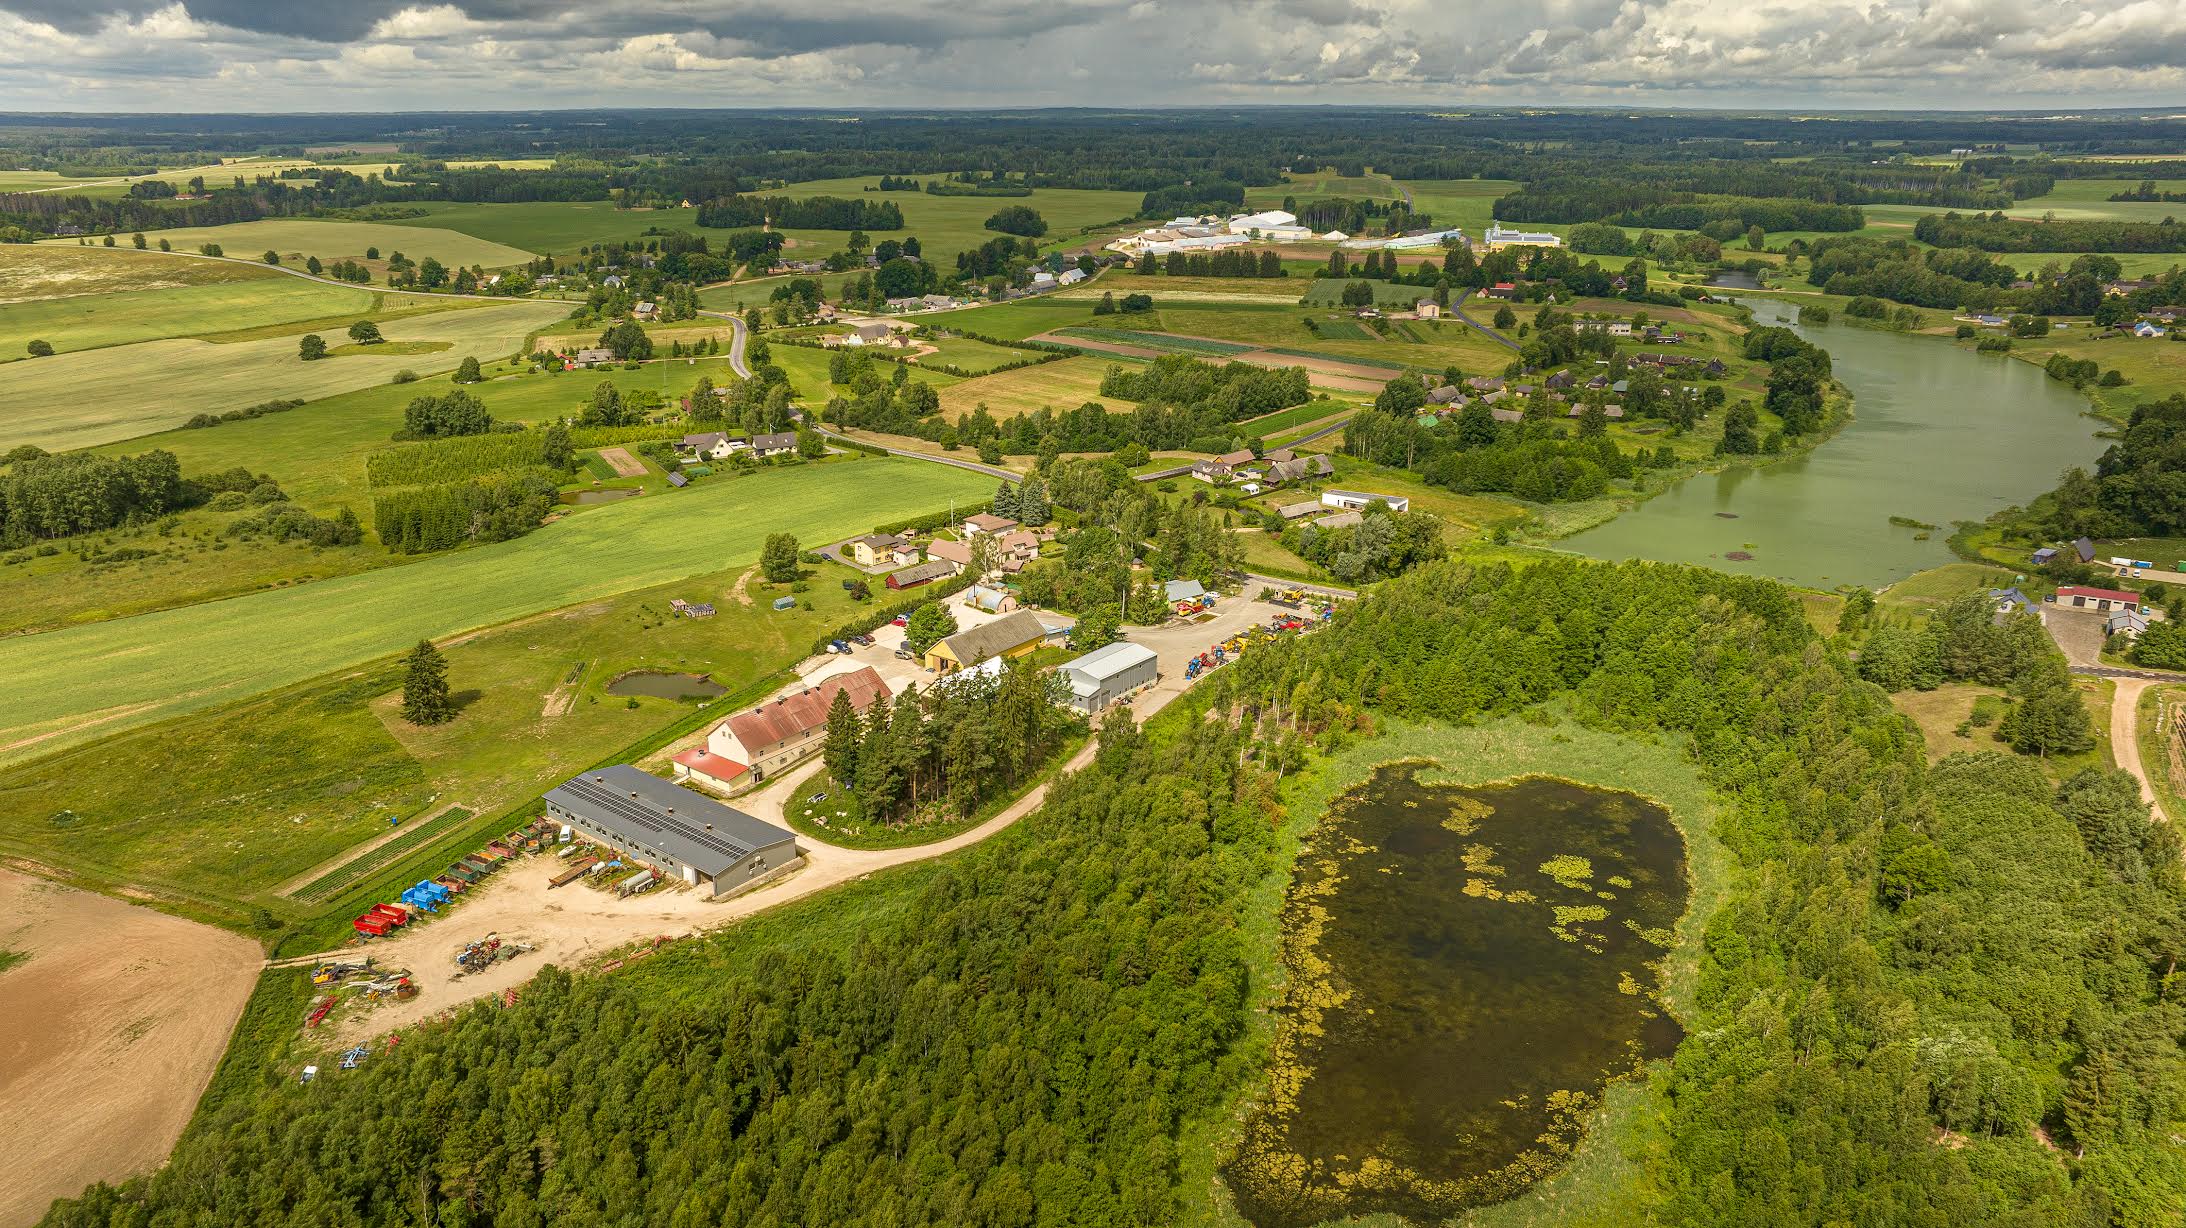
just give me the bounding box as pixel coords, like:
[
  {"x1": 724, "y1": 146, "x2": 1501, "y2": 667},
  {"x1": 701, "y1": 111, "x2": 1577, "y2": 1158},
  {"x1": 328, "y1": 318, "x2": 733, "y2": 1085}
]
[
  {"x1": 58, "y1": 218, "x2": 533, "y2": 271},
  {"x1": 0, "y1": 556, "x2": 880, "y2": 919},
  {"x1": 6, "y1": 298, "x2": 565, "y2": 452},
  {"x1": 1239, "y1": 400, "x2": 1353, "y2": 439},
  {"x1": 915, "y1": 298, "x2": 1100, "y2": 341},
  {"x1": 1888, "y1": 678, "x2": 2112, "y2": 782},
  {"x1": 1878, "y1": 561, "x2": 2021, "y2": 611},
  {"x1": 766, "y1": 344, "x2": 960, "y2": 406},
  {"x1": 383, "y1": 201, "x2": 705, "y2": 254},
  {"x1": 0, "y1": 457, "x2": 989, "y2": 766},
  {"x1": 2007, "y1": 329, "x2": 2186, "y2": 418},
  {"x1": 1185, "y1": 716, "x2": 1724, "y2": 1228},
  {"x1": 935, "y1": 355, "x2": 1117, "y2": 418}
]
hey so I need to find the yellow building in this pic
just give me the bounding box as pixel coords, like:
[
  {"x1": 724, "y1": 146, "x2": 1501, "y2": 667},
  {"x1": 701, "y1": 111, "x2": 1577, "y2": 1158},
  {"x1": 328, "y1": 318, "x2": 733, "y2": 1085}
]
[{"x1": 924, "y1": 609, "x2": 1048, "y2": 674}]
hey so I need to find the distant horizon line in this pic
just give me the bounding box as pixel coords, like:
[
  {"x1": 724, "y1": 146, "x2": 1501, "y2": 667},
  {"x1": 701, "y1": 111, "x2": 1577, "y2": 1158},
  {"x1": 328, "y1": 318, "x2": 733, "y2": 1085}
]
[{"x1": 3, "y1": 103, "x2": 2186, "y2": 120}]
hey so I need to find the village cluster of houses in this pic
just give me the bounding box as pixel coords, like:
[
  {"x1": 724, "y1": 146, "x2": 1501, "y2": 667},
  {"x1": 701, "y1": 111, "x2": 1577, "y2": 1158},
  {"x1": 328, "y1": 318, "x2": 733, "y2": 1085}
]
[
  {"x1": 838, "y1": 511, "x2": 1059, "y2": 593},
  {"x1": 1188, "y1": 445, "x2": 1334, "y2": 494}
]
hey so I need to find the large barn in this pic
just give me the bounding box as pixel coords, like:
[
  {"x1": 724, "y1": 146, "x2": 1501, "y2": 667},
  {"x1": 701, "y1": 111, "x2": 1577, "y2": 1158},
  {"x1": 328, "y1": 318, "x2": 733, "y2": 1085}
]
[{"x1": 543, "y1": 765, "x2": 801, "y2": 900}]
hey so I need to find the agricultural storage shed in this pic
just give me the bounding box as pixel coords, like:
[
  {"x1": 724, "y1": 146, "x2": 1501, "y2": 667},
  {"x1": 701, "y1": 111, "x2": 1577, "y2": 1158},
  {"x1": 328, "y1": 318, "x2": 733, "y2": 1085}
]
[
  {"x1": 1058, "y1": 641, "x2": 1159, "y2": 714},
  {"x1": 543, "y1": 765, "x2": 800, "y2": 900}
]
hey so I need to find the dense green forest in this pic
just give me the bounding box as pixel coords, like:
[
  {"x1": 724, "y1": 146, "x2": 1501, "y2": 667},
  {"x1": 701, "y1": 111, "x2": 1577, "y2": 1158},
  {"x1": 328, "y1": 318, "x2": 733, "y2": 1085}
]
[
  {"x1": 2034, "y1": 394, "x2": 2186, "y2": 538},
  {"x1": 39, "y1": 557, "x2": 2183, "y2": 1226}
]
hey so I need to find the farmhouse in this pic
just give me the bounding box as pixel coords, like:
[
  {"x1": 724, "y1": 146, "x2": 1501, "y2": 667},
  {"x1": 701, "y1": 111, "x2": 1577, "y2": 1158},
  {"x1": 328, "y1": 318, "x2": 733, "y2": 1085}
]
[
  {"x1": 571, "y1": 347, "x2": 615, "y2": 365},
  {"x1": 1058, "y1": 641, "x2": 1160, "y2": 714},
  {"x1": 680, "y1": 432, "x2": 745, "y2": 461},
  {"x1": 886, "y1": 559, "x2": 957, "y2": 590},
  {"x1": 1321, "y1": 489, "x2": 1410, "y2": 513},
  {"x1": 923, "y1": 539, "x2": 972, "y2": 573},
  {"x1": 2031, "y1": 547, "x2": 2060, "y2": 567},
  {"x1": 2075, "y1": 537, "x2": 2097, "y2": 563},
  {"x1": 749, "y1": 432, "x2": 798, "y2": 458},
  {"x1": 1276, "y1": 499, "x2": 1323, "y2": 520},
  {"x1": 544, "y1": 765, "x2": 800, "y2": 899},
  {"x1": 927, "y1": 608, "x2": 1048, "y2": 674},
  {"x1": 963, "y1": 513, "x2": 1018, "y2": 536},
  {"x1": 679, "y1": 667, "x2": 891, "y2": 788},
  {"x1": 1482, "y1": 223, "x2": 1563, "y2": 251},
  {"x1": 1266, "y1": 454, "x2": 1333, "y2": 484}
]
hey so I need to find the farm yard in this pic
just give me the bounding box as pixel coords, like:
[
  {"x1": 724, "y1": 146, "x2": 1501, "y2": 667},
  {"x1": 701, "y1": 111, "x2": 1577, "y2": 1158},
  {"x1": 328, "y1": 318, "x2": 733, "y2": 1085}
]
[
  {"x1": 0, "y1": 457, "x2": 989, "y2": 767},
  {"x1": 5, "y1": 298, "x2": 564, "y2": 452}
]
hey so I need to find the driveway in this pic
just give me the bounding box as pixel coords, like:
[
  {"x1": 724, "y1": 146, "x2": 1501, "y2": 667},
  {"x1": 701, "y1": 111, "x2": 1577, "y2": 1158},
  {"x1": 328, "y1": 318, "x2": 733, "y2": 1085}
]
[{"x1": 2042, "y1": 606, "x2": 2109, "y2": 669}]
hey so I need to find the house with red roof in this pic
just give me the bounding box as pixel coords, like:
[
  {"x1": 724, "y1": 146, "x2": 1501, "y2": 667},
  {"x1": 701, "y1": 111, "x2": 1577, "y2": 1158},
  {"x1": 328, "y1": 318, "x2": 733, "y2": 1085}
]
[{"x1": 673, "y1": 666, "x2": 890, "y2": 791}]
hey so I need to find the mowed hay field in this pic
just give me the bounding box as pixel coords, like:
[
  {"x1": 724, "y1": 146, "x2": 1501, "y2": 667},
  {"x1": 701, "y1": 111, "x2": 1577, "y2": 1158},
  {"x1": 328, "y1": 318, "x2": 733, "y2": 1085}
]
[
  {"x1": 387, "y1": 200, "x2": 706, "y2": 253},
  {"x1": 936, "y1": 355, "x2": 1118, "y2": 418},
  {"x1": 4, "y1": 298, "x2": 565, "y2": 452},
  {"x1": 0, "y1": 457, "x2": 989, "y2": 765},
  {"x1": 763, "y1": 175, "x2": 1142, "y2": 265},
  {"x1": 0, "y1": 246, "x2": 376, "y2": 358},
  {"x1": 60, "y1": 218, "x2": 535, "y2": 270}
]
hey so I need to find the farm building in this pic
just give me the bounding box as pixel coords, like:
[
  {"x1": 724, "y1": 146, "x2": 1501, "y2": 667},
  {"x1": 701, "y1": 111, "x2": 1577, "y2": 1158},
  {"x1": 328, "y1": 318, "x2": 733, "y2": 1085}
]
[
  {"x1": 886, "y1": 559, "x2": 957, "y2": 590},
  {"x1": 1164, "y1": 579, "x2": 1207, "y2": 604},
  {"x1": 2055, "y1": 586, "x2": 2142, "y2": 612},
  {"x1": 1314, "y1": 510, "x2": 1365, "y2": 531},
  {"x1": 964, "y1": 585, "x2": 1019, "y2": 613},
  {"x1": 923, "y1": 539, "x2": 972, "y2": 574},
  {"x1": 927, "y1": 609, "x2": 1048, "y2": 674},
  {"x1": 680, "y1": 432, "x2": 745, "y2": 461},
  {"x1": 2108, "y1": 609, "x2": 2153, "y2": 638},
  {"x1": 2031, "y1": 547, "x2": 2059, "y2": 567},
  {"x1": 543, "y1": 766, "x2": 800, "y2": 900},
  {"x1": 1482, "y1": 223, "x2": 1562, "y2": 251},
  {"x1": 1321, "y1": 489, "x2": 1411, "y2": 514},
  {"x1": 1276, "y1": 499, "x2": 1323, "y2": 520},
  {"x1": 1058, "y1": 642, "x2": 1160, "y2": 714},
  {"x1": 679, "y1": 667, "x2": 891, "y2": 787},
  {"x1": 1266, "y1": 455, "x2": 1333, "y2": 484}
]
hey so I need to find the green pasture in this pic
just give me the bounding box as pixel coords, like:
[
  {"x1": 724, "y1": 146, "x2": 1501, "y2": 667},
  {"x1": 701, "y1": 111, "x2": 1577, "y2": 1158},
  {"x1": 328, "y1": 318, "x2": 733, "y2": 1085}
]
[
  {"x1": 5, "y1": 298, "x2": 564, "y2": 453},
  {"x1": 760, "y1": 174, "x2": 1142, "y2": 265},
  {"x1": 915, "y1": 298, "x2": 1098, "y2": 341},
  {"x1": 59, "y1": 218, "x2": 533, "y2": 271},
  {"x1": 935, "y1": 355, "x2": 1117, "y2": 419},
  {"x1": 385, "y1": 200, "x2": 704, "y2": 255},
  {"x1": 1053, "y1": 273, "x2": 1305, "y2": 303},
  {"x1": 0, "y1": 555, "x2": 878, "y2": 915},
  {"x1": 766, "y1": 344, "x2": 959, "y2": 405},
  {"x1": 0, "y1": 277, "x2": 379, "y2": 358},
  {"x1": 0, "y1": 457, "x2": 989, "y2": 766}
]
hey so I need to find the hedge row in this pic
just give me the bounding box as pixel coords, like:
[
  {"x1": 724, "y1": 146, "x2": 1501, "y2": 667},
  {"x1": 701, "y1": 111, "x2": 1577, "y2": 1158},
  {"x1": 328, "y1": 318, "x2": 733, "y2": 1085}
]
[{"x1": 873, "y1": 499, "x2": 994, "y2": 536}]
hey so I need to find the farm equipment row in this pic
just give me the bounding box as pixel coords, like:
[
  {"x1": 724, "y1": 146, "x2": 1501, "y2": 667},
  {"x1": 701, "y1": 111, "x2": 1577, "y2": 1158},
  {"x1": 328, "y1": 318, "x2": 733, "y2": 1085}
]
[
  {"x1": 1180, "y1": 602, "x2": 1338, "y2": 679},
  {"x1": 347, "y1": 823, "x2": 558, "y2": 940}
]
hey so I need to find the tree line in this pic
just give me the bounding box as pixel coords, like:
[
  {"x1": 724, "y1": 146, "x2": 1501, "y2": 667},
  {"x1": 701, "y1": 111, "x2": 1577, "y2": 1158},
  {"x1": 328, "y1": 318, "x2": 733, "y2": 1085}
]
[
  {"x1": 696, "y1": 194, "x2": 905, "y2": 231},
  {"x1": 820, "y1": 660, "x2": 1079, "y2": 827}
]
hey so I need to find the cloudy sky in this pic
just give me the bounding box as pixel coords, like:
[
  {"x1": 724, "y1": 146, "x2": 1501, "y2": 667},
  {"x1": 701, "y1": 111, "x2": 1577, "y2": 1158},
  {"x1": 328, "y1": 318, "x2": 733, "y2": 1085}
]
[{"x1": 0, "y1": 0, "x2": 2179, "y2": 111}]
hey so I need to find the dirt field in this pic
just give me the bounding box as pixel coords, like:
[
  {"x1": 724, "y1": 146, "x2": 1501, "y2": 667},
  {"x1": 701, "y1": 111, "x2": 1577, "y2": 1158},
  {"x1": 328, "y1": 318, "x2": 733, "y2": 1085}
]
[
  {"x1": 0, "y1": 868, "x2": 261, "y2": 1228},
  {"x1": 1027, "y1": 330, "x2": 1391, "y2": 392},
  {"x1": 596, "y1": 446, "x2": 647, "y2": 478}
]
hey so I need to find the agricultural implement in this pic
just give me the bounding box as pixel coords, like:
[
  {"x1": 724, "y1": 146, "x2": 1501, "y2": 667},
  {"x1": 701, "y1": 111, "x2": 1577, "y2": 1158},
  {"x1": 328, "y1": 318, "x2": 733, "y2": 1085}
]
[{"x1": 338, "y1": 1045, "x2": 370, "y2": 1070}]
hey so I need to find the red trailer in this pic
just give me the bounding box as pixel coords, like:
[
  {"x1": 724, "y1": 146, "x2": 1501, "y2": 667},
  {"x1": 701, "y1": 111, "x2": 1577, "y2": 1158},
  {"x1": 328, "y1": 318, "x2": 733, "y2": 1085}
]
[
  {"x1": 367, "y1": 904, "x2": 408, "y2": 926},
  {"x1": 435, "y1": 876, "x2": 466, "y2": 894},
  {"x1": 353, "y1": 915, "x2": 392, "y2": 937}
]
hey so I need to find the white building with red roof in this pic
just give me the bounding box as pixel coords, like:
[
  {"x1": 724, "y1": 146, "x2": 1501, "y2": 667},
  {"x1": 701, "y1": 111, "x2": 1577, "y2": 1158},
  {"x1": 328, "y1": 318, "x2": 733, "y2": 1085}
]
[{"x1": 672, "y1": 666, "x2": 890, "y2": 791}]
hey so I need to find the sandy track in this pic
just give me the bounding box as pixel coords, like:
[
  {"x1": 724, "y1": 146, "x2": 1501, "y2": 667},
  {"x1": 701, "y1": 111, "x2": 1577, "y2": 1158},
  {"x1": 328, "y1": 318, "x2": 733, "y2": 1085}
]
[
  {"x1": 301, "y1": 591, "x2": 1296, "y2": 1047},
  {"x1": 596, "y1": 446, "x2": 647, "y2": 478},
  {"x1": 0, "y1": 870, "x2": 261, "y2": 1227},
  {"x1": 2111, "y1": 677, "x2": 2165, "y2": 816}
]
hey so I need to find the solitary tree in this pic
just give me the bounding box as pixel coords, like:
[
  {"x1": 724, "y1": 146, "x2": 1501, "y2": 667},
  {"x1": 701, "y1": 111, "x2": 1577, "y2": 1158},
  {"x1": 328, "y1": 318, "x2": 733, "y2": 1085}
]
[
  {"x1": 902, "y1": 602, "x2": 959, "y2": 657},
  {"x1": 1492, "y1": 304, "x2": 1517, "y2": 330},
  {"x1": 453, "y1": 355, "x2": 483, "y2": 384},
  {"x1": 130, "y1": 232, "x2": 145, "y2": 249},
  {"x1": 26, "y1": 339, "x2": 52, "y2": 358},
  {"x1": 760, "y1": 532, "x2": 801, "y2": 583},
  {"x1": 298, "y1": 333, "x2": 328, "y2": 361},
  {"x1": 400, "y1": 640, "x2": 454, "y2": 725},
  {"x1": 305, "y1": 256, "x2": 322, "y2": 276},
  {"x1": 539, "y1": 423, "x2": 573, "y2": 469},
  {"x1": 262, "y1": 250, "x2": 280, "y2": 265},
  {"x1": 348, "y1": 320, "x2": 384, "y2": 345}
]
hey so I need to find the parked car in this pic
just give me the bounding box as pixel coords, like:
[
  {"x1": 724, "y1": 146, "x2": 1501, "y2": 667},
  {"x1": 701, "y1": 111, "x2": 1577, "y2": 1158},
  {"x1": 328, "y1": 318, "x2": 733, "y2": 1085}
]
[
  {"x1": 891, "y1": 613, "x2": 910, "y2": 627},
  {"x1": 893, "y1": 648, "x2": 915, "y2": 660},
  {"x1": 851, "y1": 633, "x2": 876, "y2": 646},
  {"x1": 828, "y1": 640, "x2": 852, "y2": 654}
]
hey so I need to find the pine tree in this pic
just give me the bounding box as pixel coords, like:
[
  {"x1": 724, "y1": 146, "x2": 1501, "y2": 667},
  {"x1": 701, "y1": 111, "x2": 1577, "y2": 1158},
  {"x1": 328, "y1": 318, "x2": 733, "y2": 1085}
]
[
  {"x1": 822, "y1": 689, "x2": 861, "y2": 786},
  {"x1": 400, "y1": 640, "x2": 454, "y2": 725},
  {"x1": 991, "y1": 480, "x2": 1019, "y2": 520},
  {"x1": 1016, "y1": 478, "x2": 1049, "y2": 526}
]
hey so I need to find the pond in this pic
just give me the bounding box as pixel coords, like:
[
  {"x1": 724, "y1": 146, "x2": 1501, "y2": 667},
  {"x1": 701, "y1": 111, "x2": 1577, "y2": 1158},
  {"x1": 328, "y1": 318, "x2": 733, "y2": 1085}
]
[
  {"x1": 1562, "y1": 298, "x2": 2106, "y2": 589},
  {"x1": 563, "y1": 488, "x2": 640, "y2": 505},
  {"x1": 1224, "y1": 765, "x2": 1688, "y2": 1228},
  {"x1": 603, "y1": 670, "x2": 726, "y2": 699},
  {"x1": 1705, "y1": 269, "x2": 1763, "y2": 290}
]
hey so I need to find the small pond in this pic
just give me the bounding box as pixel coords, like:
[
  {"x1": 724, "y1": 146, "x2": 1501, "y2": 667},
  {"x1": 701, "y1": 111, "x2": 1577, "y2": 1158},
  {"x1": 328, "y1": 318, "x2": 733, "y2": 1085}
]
[
  {"x1": 1224, "y1": 765, "x2": 1688, "y2": 1228},
  {"x1": 563, "y1": 489, "x2": 640, "y2": 505},
  {"x1": 1705, "y1": 269, "x2": 1764, "y2": 290},
  {"x1": 604, "y1": 671, "x2": 726, "y2": 699}
]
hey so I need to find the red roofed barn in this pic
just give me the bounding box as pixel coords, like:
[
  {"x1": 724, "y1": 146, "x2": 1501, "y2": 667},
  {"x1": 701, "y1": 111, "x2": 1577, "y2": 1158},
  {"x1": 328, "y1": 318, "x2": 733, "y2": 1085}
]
[{"x1": 673, "y1": 666, "x2": 891, "y2": 790}]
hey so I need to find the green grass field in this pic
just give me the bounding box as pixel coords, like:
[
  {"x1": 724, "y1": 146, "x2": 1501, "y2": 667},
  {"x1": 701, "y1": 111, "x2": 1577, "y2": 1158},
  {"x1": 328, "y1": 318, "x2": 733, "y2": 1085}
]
[
  {"x1": 0, "y1": 457, "x2": 989, "y2": 766},
  {"x1": 384, "y1": 201, "x2": 705, "y2": 255},
  {"x1": 760, "y1": 175, "x2": 1142, "y2": 266},
  {"x1": 0, "y1": 554, "x2": 883, "y2": 917},
  {"x1": 6, "y1": 298, "x2": 564, "y2": 452},
  {"x1": 57, "y1": 218, "x2": 534, "y2": 271},
  {"x1": 1, "y1": 274, "x2": 376, "y2": 358},
  {"x1": 935, "y1": 355, "x2": 1117, "y2": 418},
  {"x1": 766, "y1": 344, "x2": 960, "y2": 405},
  {"x1": 915, "y1": 298, "x2": 1096, "y2": 341}
]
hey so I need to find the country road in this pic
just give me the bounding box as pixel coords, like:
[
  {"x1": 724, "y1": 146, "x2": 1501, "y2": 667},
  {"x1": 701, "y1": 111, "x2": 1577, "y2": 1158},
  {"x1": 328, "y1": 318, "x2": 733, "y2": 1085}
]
[{"x1": 1449, "y1": 289, "x2": 1521, "y2": 352}]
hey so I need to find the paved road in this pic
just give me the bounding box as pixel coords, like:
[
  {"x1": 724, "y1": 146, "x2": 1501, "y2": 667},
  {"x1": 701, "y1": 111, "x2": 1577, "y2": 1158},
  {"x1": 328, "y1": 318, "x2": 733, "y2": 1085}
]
[{"x1": 1449, "y1": 289, "x2": 1521, "y2": 352}]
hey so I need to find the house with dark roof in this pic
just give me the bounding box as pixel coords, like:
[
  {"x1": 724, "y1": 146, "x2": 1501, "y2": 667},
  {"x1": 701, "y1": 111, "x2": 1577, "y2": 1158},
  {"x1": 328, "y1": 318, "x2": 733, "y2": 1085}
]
[
  {"x1": 886, "y1": 559, "x2": 958, "y2": 590},
  {"x1": 544, "y1": 765, "x2": 800, "y2": 898},
  {"x1": 749, "y1": 432, "x2": 798, "y2": 457},
  {"x1": 2075, "y1": 537, "x2": 2097, "y2": 563}
]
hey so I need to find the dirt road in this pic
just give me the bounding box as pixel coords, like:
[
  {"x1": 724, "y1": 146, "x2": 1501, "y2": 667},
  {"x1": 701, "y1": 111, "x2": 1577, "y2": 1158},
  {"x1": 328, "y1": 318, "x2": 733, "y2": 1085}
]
[
  {"x1": 307, "y1": 588, "x2": 1299, "y2": 1046},
  {"x1": 0, "y1": 869, "x2": 261, "y2": 1228},
  {"x1": 2111, "y1": 677, "x2": 2165, "y2": 815}
]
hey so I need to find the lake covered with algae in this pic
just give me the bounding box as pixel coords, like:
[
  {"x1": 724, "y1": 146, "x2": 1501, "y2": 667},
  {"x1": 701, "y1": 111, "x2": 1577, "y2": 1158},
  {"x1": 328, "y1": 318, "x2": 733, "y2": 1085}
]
[{"x1": 1226, "y1": 765, "x2": 1688, "y2": 1227}]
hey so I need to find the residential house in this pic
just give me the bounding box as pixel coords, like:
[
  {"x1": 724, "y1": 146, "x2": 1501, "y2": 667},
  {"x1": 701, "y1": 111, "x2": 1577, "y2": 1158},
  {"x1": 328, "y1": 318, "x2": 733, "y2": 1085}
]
[
  {"x1": 1321, "y1": 489, "x2": 1410, "y2": 514},
  {"x1": 1215, "y1": 448, "x2": 1256, "y2": 468},
  {"x1": 1466, "y1": 376, "x2": 1505, "y2": 392},
  {"x1": 1427, "y1": 384, "x2": 1462, "y2": 404},
  {"x1": 925, "y1": 609, "x2": 1049, "y2": 674},
  {"x1": 995, "y1": 530, "x2": 1042, "y2": 562},
  {"x1": 2075, "y1": 537, "x2": 2097, "y2": 563},
  {"x1": 924, "y1": 539, "x2": 973, "y2": 574},
  {"x1": 1990, "y1": 588, "x2": 2037, "y2": 620},
  {"x1": 845, "y1": 322, "x2": 896, "y2": 347},
  {"x1": 1415, "y1": 300, "x2": 1442, "y2": 320},
  {"x1": 1056, "y1": 267, "x2": 1088, "y2": 286},
  {"x1": 1480, "y1": 283, "x2": 1518, "y2": 300},
  {"x1": 633, "y1": 301, "x2": 657, "y2": 319},
  {"x1": 571, "y1": 347, "x2": 615, "y2": 365},
  {"x1": 1266, "y1": 454, "x2": 1333, "y2": 484},
  {"x1": 1058, "y1": 641, "x2": 1160, "y2": 714},
  {"x1": 847, "y1": 533, "x2": 913, "y2": 568},
  {"x1": 885, "y1": 559, "x2": 957, "y2": 590},
  {"x1": 749, "y1": 432, "x2": 797, "y2": 457},
  {"x1": 680, "y1": 432, "x2": 744, "y2": 462},
  {"x1": 1190, "y1": 459, "x2": 1235, "y2": 484},
  {"x1": 2105, "y1": 279, "x2": 2156, "y2": 297},
  {"x1": 1489, "y1": 407, "x2": 1525, "y2": 424},
  {"x1": 2031, "y1": 547, "x2": 2060, "y2": 567},
  {"x1": 678, "y1": 667, "x2": 891, "y2": 787},
  {"x1": 963, "y1": 513, "x2": 1018, "y2": 536}
]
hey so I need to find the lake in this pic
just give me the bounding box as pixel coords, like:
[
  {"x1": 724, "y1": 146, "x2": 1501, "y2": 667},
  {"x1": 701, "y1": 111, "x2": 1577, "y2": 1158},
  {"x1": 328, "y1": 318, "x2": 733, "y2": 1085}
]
[
  {"x1": 1564, "y1": 299, "x2": 2105, "y2": 589},
  {"x1": 1225, "y1": 766, "x2": 1687, "y2": 1228}
]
